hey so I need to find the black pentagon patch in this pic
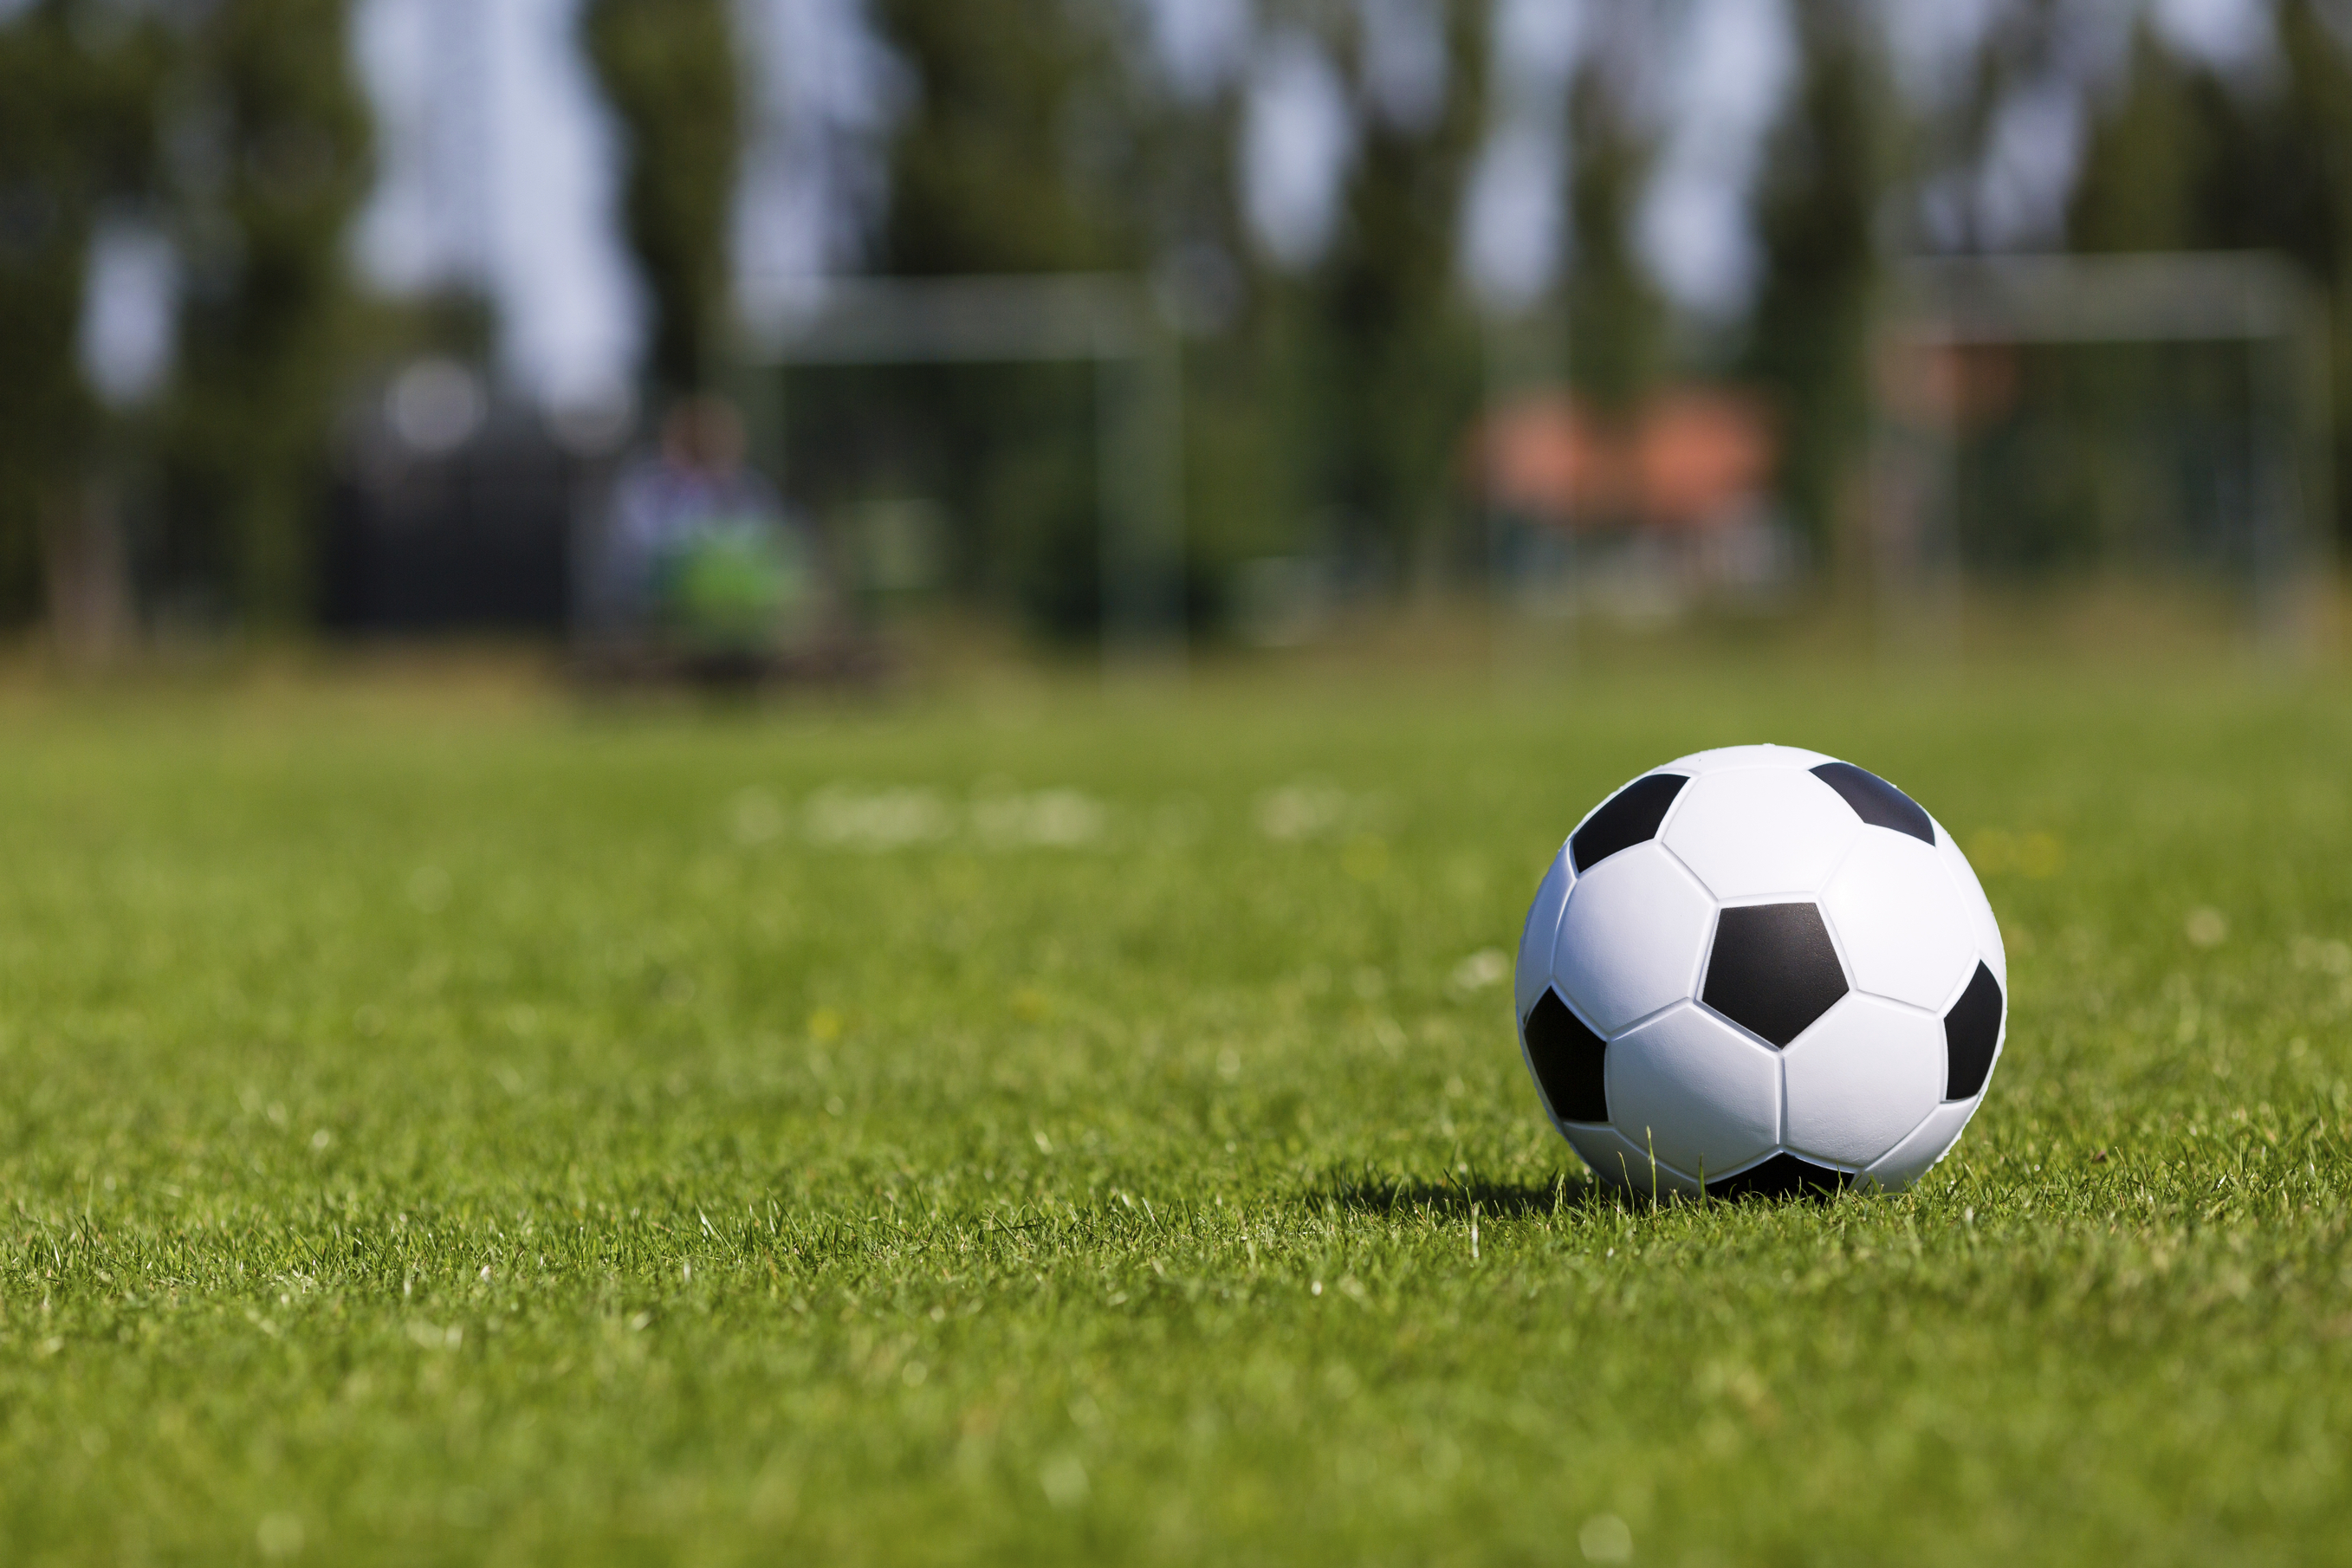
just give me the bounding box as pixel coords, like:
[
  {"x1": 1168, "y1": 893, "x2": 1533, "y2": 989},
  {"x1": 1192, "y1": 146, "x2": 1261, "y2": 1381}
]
[
  {"x1": 1522, "y1": 988, "x2": 1608, "y2": 1123},
  {"x1": 1707, "y1": 1152, "x2": 1851, "y2": 1202},
  {"x1": 1810, "y1": 761, "x2": 1934, "y2": 845},
  {"x1": 1571, "y1": 774, "x2": 1688, "y2": 872},
  {"x1": 1702, "y1": 903, "x2": 1849, "y2": 1047},
  {"x1": 1943, "y1": 962, "x2": 2004, "y2": 1100}
]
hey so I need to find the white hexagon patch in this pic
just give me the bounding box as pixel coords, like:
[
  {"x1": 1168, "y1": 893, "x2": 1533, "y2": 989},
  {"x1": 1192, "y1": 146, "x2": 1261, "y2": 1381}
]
[
  {"x1": 1820, "y1": 830, "x2": 1977, "y2": 1011},
  {"x1": 1664, "y1": 767, "x2": 1863, "y2": 901},
  {"x1": 1605, "y1": 1005, "x2": 1781, "y2": 1182},
  {"x1": 1551, "y1": 842, "x2": 1714, "y2": 1034},
  {"x1": 1781, "y1": 993, "x2": 1947, "y2": 1169}
]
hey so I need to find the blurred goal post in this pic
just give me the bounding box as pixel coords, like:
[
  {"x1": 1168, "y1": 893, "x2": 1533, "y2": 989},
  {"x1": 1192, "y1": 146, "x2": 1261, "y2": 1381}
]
[
  {"x1": 1871, "y1": 252, "x2": 2336, "y2": 657},
  {"x1": 731, "y1": 275, "x2": 1186, "y2": 675}
]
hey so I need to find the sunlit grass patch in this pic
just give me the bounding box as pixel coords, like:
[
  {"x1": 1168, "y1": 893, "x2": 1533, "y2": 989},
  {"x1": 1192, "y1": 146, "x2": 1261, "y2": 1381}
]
[{"x1": 0, "y1": 666, "x2": 2346, "y2": 1564}]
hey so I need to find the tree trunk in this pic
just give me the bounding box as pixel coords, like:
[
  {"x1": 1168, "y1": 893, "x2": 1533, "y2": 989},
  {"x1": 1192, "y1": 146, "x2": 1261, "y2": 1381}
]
[{"x1": 42, "y1": 478, "x2": 133, "y2": 666}]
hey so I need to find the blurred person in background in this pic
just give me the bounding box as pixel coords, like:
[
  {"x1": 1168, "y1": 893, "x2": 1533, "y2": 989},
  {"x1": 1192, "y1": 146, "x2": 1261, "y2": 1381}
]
[{"x1": 586, "y1": 395, "x2": 825, "y2": 674}]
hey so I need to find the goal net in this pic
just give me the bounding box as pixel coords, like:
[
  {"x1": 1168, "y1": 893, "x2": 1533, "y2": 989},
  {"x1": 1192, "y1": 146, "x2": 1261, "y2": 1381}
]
[{"x1": 1870, "y1": 252, "x2": 2335, "y2": 658}]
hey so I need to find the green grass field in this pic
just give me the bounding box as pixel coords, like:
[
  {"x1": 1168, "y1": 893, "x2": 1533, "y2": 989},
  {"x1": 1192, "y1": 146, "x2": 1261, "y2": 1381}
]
[{"x1": 1, "y1": 660, "x2": 2347, "y2": 1565}]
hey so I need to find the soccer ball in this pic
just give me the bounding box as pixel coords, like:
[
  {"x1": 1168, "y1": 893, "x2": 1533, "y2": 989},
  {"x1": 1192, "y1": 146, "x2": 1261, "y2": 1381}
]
[{"x1": 1513, "y1": 746, "x2": 2006, "y2": 1197}]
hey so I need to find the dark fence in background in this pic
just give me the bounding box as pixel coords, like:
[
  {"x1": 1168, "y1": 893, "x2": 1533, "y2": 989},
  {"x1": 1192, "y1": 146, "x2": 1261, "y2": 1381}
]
[{"x1": 320, "y1": 401, "x2": 585, "y2": 636}]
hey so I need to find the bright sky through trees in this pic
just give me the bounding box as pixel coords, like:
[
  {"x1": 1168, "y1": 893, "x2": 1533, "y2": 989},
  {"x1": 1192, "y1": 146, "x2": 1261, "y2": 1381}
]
[{"x1": 29, "y1": 0, "x2": 2342, "y2": 410}]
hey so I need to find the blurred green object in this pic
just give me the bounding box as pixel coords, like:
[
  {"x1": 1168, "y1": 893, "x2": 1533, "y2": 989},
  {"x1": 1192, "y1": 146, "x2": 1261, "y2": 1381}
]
[{"x1": 656, "y1": 516, "x2": 812, "y2": 651}]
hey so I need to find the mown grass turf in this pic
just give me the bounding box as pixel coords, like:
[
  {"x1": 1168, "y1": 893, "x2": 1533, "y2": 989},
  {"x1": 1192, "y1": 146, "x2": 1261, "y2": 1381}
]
[{"x1": 0, "y1": 663, "x2": 2347, "y2": 1565}]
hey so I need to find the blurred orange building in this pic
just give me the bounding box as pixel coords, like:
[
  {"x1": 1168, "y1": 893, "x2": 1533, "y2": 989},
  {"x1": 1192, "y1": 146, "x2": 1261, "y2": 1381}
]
[{"x1": 1474, "y1": 387, "x2": 1777, "y2": 534}]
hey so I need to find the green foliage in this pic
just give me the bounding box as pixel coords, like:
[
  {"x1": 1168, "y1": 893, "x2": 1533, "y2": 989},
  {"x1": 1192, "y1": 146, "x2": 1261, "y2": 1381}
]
[
  {"x1": 865, "y1": 2, "x2": 1493, "y2": 609},
  {"x1": 1273, "y1": 5, "x2": 1489, "y2": 579},
  {"x1": 12, "y1": 2, "x2": 2352, "y2": 634},
  {"x1": 813, "y1": 5, "x2": 1129, "y2": 634},
  {"x1": 875, "y1": 0, "x2": 1125, "y2": 275},
  {"x1": 2070, "y1": 2, "x2": 2352, "y2": 548},
  {"x1": 585, "y1": 0, "x2": 740, "y2": 396},
  {"x1": 1561, "y1": 76, "x2": 1668, "y2": 414},
  {"x1": 156, "y1": 0, "x2": 370, "y2": 627},
  {"x1": 1746, "y1": 1, "x2": 1889, "y2": 571},
  {"x1": 0, "y1": 666, "x2": 2348, "y2": 1561},
  {"x1": 0, "y1": 3, "x2": 167, "y2": 623}
]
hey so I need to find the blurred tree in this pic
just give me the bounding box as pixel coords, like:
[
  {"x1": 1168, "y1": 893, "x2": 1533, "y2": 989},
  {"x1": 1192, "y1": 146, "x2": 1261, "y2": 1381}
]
[
  {"x1": 2283, "y1": 3, "x2": 2352, "y2": 554},
  {"x1": 159, "y1": 0, "x2": 370, "y2": 629},
  {"x1": 874, "y1": 0, "x2": 1122, "y2": 274},
  {"x1": 1278, "y1": 0, "x2": 1488, "y2": 587},
  {"x1": 846, "y1": 0, "x2": 1128, "y2": 634},
  {"x1": 584, "y1": 0, "x2": 739, "y2": 396},
  {"x1": 1561, "y1": 73, "x2": 1667, "y2": 415},
  {"x1": 0, "y1": 3, "x2": 166, "y2": 637},
  {"x1": 2070, "y1": 3, "x2": 2352, "y2": 549},
  {"x1": 2068, "y1": 31, "x2": 2207, "y2": 253},
  {"x1": 1745, "y1": 0, "x2": 1888, "y2": 576}
]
